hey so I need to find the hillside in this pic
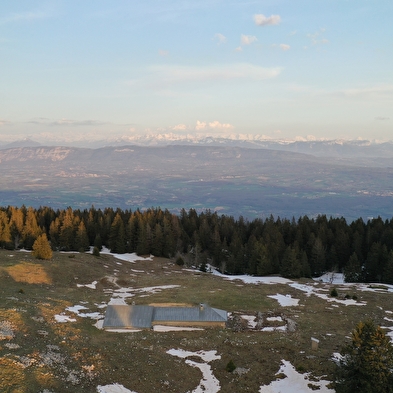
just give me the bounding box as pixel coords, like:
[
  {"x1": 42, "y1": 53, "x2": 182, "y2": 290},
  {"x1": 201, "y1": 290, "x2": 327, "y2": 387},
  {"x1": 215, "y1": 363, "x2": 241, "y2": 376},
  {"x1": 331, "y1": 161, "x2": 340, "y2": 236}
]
[
  {"x1": 1, "y1": 249, "x2": 392, "y2": 392},
  {"x1": 0, "y1": 145, "x2": 392, "y2": 220}
]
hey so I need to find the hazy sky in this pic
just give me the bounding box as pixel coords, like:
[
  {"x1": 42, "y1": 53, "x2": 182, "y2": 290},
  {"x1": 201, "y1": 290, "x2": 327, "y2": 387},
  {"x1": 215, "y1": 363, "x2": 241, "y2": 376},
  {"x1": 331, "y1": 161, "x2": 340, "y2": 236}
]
[{"x1": 1, "y1": 1, "x2": 392, "y2": 143}]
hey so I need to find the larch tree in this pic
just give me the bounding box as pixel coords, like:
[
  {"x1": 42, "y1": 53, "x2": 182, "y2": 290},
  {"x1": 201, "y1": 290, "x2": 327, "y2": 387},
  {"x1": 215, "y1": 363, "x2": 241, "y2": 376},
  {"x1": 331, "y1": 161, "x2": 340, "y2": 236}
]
[
  {"x1": 334, "y1": 319, "x2": 393, "y2": 393},
  {"x1": 32, "y1": 233, "x2": 53, "y2": 260}
]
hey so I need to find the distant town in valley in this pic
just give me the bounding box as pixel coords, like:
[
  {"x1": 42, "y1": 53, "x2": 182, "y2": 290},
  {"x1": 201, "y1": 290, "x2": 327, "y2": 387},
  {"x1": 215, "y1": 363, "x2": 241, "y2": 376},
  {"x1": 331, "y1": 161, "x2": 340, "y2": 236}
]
[{"x1": 0, "y1": 137, "x2": 392, "y2": 222}]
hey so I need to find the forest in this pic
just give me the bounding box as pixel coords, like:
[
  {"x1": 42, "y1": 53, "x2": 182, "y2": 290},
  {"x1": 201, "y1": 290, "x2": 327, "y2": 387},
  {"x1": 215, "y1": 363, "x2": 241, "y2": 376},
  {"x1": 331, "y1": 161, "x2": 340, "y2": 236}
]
[{"x1": 1, "y1": 205, "x2": 393, "y2": 284}]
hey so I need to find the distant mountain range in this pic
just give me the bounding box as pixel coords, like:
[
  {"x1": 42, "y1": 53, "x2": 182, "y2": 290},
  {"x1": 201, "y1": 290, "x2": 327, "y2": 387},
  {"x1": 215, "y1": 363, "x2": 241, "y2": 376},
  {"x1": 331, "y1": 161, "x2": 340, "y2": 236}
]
[
  {"x1": 2, "y1": 136, "x2": 393, "y2": 161},
  {"x1": 0, "y1": 142, "x2": 392, "y2": 221}
]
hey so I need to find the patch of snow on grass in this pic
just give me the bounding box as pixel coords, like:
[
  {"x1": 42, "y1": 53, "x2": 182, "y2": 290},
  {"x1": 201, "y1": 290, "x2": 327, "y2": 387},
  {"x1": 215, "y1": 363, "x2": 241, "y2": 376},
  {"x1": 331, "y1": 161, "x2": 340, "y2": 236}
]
[
  {"x1": 97, "y1": 384, "x2": 137, "y2": 393},
  {"x1": 167, "y1": 349, "x2": 221, "y2": 393},
  {"x1": 314, "y1": 273, "x2": 345, "y2": 284},
  {"x1": 268, "y1": 294, "x2": 300, "y2": 307},
  {"x1": 54, "y1": 314, "x2": 76, "y2": 323},
  {"x1": 259, "y1": 360, "x2": 334, "y2": 393},
  {"x1": 267, "y1": 316, "x2": 283, "y2": 322},
  {"x1": 66, "y1": 305, "x2": 103, "y2": 320},
  {"x1": 108, "y1": 285, "x2": 180, "y2": 305},
  {"x1": 241, "y1": 315, "x2": 257, "y2": 329},
  {"x1": 97, "y1": 247, "x2": 153, "y2": 263},
  {"x1": 290, "y1": 283, "x2": 366, "y2": 306},
  {"x1": 77, "y1": 281, "x2": 98, "y2": 289},
  {"x1": 209, "y1": 267, "x2": 292, "y2": 285}
]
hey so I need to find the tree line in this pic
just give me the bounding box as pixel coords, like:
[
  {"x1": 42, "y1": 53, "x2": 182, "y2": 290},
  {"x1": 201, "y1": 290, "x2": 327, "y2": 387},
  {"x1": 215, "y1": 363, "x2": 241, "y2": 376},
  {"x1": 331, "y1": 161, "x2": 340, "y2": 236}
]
[{"x1": 1, "y1": 205, "x2": 393, "y2": 284}]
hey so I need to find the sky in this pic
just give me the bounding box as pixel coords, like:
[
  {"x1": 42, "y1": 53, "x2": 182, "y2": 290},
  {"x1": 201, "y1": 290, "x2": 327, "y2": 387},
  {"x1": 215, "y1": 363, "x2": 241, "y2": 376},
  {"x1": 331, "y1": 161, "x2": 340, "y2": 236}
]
[{"x1": 0, "y1": 0, "x2": 392, "y2": 144}]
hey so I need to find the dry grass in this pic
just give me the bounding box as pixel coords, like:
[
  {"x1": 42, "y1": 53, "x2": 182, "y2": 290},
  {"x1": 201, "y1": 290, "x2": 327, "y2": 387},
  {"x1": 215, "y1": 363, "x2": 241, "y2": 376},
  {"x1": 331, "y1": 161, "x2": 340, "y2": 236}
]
[
  {"x1": 0, "y1": 250, "x2": 392, "y2": 392},
  {"x1": 3, "y1": 262, "x2": 52, "y2": 284}
]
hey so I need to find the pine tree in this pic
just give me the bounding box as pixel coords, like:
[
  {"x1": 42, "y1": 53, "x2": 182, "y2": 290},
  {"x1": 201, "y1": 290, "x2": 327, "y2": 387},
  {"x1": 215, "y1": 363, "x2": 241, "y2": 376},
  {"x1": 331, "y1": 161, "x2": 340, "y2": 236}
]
[
  {"x1": 108, "y1": 213, "x2": 126, "y2": 253},
  {"x1": 343, "y1": 252, "x2": 362, "y2": 283},
  {"x1": 334, "y1": 319, "x2": 393, "y2": 393},
  {"x1": 75, "y1": 221, "x2": 89, "y2": 252},
  {"x1": 32, "y1": 233, "x2": 53, "y2": 260}
]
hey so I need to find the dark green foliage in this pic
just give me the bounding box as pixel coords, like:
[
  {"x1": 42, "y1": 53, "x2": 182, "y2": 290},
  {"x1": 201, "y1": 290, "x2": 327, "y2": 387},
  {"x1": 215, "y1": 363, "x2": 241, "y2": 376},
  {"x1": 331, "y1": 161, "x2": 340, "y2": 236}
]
[
  {"x1": 334, "y1": 320, "x2": 393, "y2": 393},
  {"x1": 226, "y1": 359, "x2": 236, "y2": 373},
  {"x1": 175, "y1": 256, "x2": 184, "y2": 266},
  {"x1": 1, "y1": 205, "x2": 393, "y2": 281},
  {"x1": 330, "y1": 288, "x2": 338, "y2": 297},
  {"x1": 93, "y1": 246, "x2": 100, "y2": 257},
  {"x1": 343, "y1": 252, "x2": 362, "y2": 283}
]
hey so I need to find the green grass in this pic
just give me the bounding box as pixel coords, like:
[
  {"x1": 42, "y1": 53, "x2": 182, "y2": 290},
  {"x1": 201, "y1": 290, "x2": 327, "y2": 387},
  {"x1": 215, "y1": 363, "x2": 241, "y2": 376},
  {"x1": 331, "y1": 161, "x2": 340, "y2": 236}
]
[{"x1": 1, "y1": 250, "x2": 392, "y2": 392}]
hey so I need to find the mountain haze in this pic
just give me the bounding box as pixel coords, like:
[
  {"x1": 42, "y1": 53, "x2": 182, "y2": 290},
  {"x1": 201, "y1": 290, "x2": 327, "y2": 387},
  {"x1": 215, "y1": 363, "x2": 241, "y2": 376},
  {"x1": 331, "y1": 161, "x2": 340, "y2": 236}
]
[{"x1": 0, "y1": 143, "x2": 392, "y2": 220}]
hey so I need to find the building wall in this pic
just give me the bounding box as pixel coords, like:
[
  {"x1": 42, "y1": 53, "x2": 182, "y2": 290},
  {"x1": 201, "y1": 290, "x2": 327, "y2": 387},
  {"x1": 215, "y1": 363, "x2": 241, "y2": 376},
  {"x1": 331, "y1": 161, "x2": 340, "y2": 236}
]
[{"x1": 151, "y1": 321, "x2": 226, "y2": 328}]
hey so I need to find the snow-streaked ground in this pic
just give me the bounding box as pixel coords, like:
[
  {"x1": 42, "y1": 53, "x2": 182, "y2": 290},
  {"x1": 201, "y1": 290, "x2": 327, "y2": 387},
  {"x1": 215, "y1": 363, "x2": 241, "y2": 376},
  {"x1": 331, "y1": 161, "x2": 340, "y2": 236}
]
[
  {"x1": 210, "y1": 268, "x2": 292, "y2": 285},
  {"x1": 97, "y1": 384, "x2": 137, "y2": 393},
  {"x1": 259, "y1": 360, "x2": 335, "y2": 393},
  {"x1": 45, "y1": 250, "x2": 393, "y2": 393},
  {"x1": 268, "y1": 294, "x2": 300, "y2": 307},
  {"x1": 167, "y1": 349, "x2": 221, "y2": 393},
  {"x1": 91, "y1": 247, "x2": 153, "y2": 263}
]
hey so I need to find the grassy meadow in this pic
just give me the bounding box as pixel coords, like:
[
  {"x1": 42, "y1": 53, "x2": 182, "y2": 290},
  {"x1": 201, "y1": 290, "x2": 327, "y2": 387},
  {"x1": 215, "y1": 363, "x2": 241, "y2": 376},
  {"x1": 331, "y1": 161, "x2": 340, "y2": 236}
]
[{"x1": 1, "y1": 249, "x2": 392, "y2": 392}]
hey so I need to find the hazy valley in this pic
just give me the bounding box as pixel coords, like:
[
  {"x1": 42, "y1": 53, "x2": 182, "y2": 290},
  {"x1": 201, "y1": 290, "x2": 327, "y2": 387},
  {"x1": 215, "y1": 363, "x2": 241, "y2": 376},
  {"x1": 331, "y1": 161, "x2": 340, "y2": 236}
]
[{"x1": 0, "y1": 139, "x2": 392, "y2": 221}]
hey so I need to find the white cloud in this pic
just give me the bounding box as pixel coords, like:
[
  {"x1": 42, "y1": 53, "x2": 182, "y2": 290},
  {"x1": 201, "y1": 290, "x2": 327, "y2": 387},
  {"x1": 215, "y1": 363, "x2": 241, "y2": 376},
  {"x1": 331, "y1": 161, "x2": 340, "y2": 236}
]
[
  {"x1": 254, "y1": 14, "x2": 281, "y2": 27},
  {"x1": 375, "y1": 117, "x2": 390, "y2": 121},
  {"x1": 195, "y1": 120, "x2": 234, "y2": 131},
  {"x1": 141, "y1": 63, "x2": 281, "y2": 88},
  {"x1": 307, "y1": 29, "x2": 329, "y2": 46},
  {"x1": 195, "y1": 121, "x2": 207, "y2": 130},
  {"x1": 214, "y1": 33, "x2": 227, "y2": 45},
  {"x1": 280, "y1": 44, "x2": 290, "y2": 51},
  {"x1": 172, "y1": 123, "x2": 187, "y2": 130},
  {"x1": 158, "y1": 49, "x2": 169, "y2": 57},
  {"x1": 208, "y1": 121, "x2": 234, "y2": 129},
  {"x1": 0, "y1": 119, "x2": 10, "y2": 126},
  {"x1": 339, "y1": 85, "x2": 393, "y2": 98},
  {"x1": 241, "y1": 34, "x2": 257, "y2": 45},
  {"x1": 28, "y1": 118, "x2": 108, "y2": 127},
  {"x1": 235, "y1": 46, "x2": 243, "y2": 52}
]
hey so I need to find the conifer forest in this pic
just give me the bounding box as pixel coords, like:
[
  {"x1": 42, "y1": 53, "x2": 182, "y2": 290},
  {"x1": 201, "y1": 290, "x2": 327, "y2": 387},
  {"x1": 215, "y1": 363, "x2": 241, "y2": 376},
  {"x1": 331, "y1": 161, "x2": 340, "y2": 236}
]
[{"x1": 1, "y1": 205, "x2": 393, "y2": 284}]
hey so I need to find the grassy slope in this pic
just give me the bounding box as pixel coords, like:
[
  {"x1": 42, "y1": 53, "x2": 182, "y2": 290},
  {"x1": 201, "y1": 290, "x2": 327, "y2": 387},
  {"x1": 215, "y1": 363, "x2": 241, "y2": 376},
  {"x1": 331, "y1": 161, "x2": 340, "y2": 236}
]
[{"x1": 0, "y1": 250, "x2": 392, "y2": 392}]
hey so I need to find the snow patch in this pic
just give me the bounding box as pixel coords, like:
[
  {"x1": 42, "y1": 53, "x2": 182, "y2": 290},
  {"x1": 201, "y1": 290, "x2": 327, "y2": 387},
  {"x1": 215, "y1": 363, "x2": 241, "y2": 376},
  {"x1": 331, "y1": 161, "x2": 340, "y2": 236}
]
[
  {"x1": 268, "y1": 294, "x2": 300, "y2": 307},
  {"x1": 259, "y1": 360, "x2": 334, "y2": 393},
  {"x1": 167, "y1": 349, "x2": 221, "y2": 393},
  {"x1": 97, "y1": 384, "x2": 137, "y2": 393}
]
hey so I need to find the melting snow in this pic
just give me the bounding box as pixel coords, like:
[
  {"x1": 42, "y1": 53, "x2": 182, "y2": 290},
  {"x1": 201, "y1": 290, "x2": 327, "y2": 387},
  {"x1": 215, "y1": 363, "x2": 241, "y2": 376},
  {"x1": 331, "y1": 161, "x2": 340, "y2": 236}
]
[
  {"x1": 211, "y1": 269, "x2": 292, "y2": 285},
  {"x1": 259, "y1": 360, "x2": 334, "y2": 393},
  {"x1": 268, "y1": 294, "x2": 300, "y2": 307},
  {"x1": 97, "y1": 384, "x2": 137, "y2": 393},
  {"x1": 167, "y1": 349, "x2": 221, "y2": 393},
  {"x1": 54, "y1": 314, "x2": 76, "y2": 323},
  {"x1": 95, "y1": 247, "x2": 153, "y2": 263},
  {"x1": 77, "y1": 281, "x2": 98, "y2": 289}
]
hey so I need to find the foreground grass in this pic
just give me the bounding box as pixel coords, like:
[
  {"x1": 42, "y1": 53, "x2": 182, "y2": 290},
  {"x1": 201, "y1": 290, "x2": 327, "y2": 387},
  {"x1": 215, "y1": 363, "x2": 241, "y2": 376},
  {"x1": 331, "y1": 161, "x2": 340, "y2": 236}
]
[{"x1": 0, "y1": 250, "x2": 392, "y2": 392}]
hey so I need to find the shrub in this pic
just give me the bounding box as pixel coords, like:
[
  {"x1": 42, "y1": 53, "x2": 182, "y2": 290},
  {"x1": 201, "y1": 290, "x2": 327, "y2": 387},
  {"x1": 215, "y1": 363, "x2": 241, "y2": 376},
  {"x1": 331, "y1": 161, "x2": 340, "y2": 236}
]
[
  {"x1": 93, "y1": 246, "x2": 100, "y2": 257},
  {"x1": 175, "y1": 256, "x2": 184, "y2": 266},
  {"x1": 330, "y1": 288, "x2": 338, "y2": 297},
  {"x1": 226, "y1": 359, "x2": 236, "y2": 373}
]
